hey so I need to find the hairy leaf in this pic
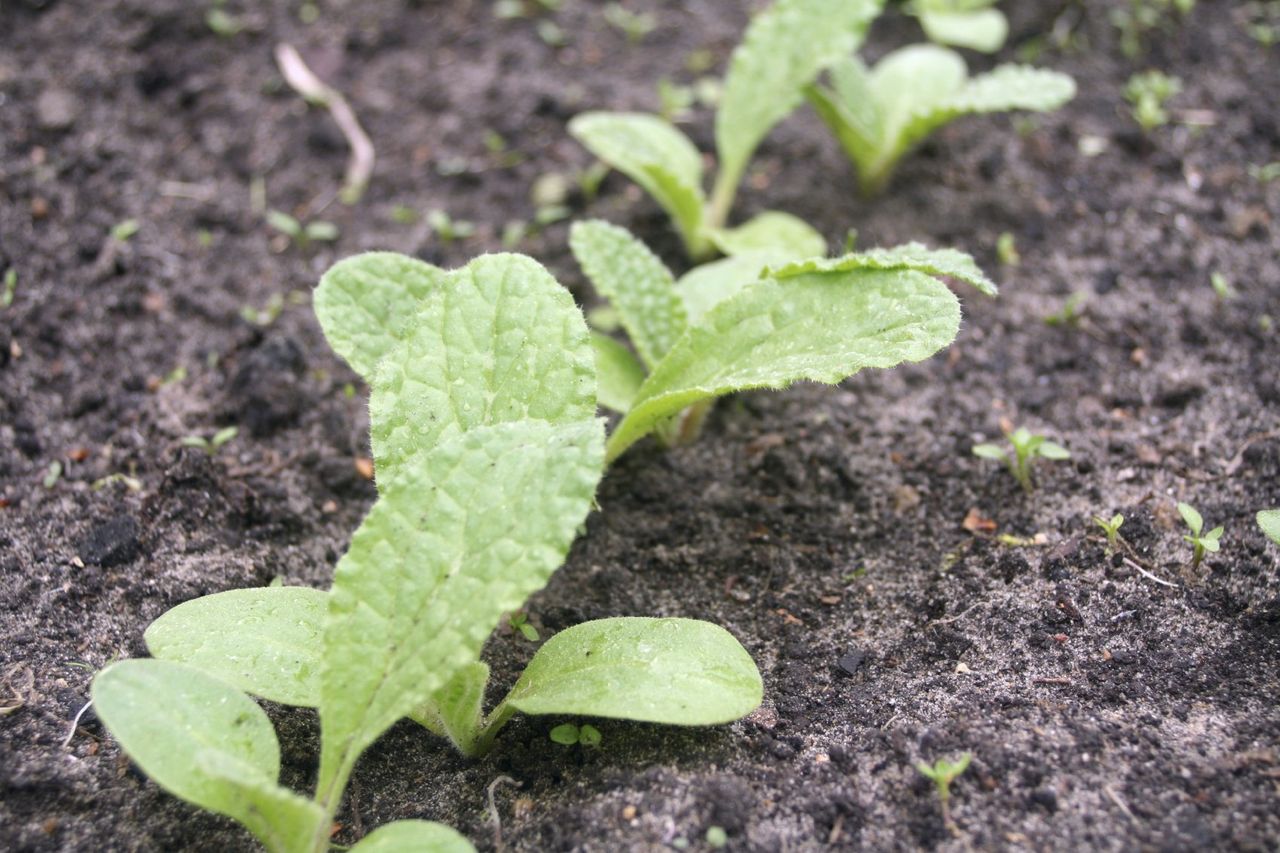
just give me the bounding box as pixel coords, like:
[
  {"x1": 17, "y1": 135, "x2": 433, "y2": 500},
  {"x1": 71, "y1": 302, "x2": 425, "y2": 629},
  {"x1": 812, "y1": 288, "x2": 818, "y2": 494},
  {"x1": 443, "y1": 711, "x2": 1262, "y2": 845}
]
[
  {"x1": 92, "y1": 660, "x2": 324, "y2": 853},
  {"x1": 675, "y1": 250, "x2": 794, "y2": 323},
  {"x1": 315, "y1": 252, "x2": 447, "y2": 381},
  {"x1": 917, "y1": 7, "x2": 1008, "y2": 53},
  {"x1": 412, "y1": 662, "x2": 491, "y2": 757},
  {"x1": 568, "y1": 112, "x2": 706, "y2": 249},
  {"x1": 707, "y1": 211, "x2": 826, "y2": 259},
  {"x1": 1260, "y1": 510, "x2": 1280, "y2": 546},
  {"x1": 592, "y1": 333, "x2": 646, "y2": 414},
  {"x1": 349, "y1": 820, "x2": 476, "y2": 853},
  {"x1": 145, "y1": 587, "x2": 327, "y2": 708},
  {"x1": 570, "y1": 220, "x2": 687, "y2": 369},
  {"x1": 770, "y1": 243, "x2": 997, "y2": 295},
  {"x1": 504, "y1": 618, "x2": 762, "y2": 724},
  {"x1": 607, "y1": 267, "x2": 961, "y2": 461}
]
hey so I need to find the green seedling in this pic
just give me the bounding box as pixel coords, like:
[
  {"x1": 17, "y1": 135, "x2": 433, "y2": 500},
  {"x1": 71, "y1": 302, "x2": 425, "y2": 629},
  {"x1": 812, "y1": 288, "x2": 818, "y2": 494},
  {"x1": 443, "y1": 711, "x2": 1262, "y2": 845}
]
[
  {"x1": 806, "y1": 44, "x2": 1075, "y2": 196},
  {"x1": 2, "y1": 267, "x2": 15, "y2": 307},
  {"x1": 1259, "y1": 510, "x2": 1280, "y2": 546},
  {"x1": 241, "y1": 293, "x2": 285, "y2": 327},
  {"x1": 658, "y1": 78, "x2": 696, "y2": 123},
  {"x1": 426, "y1": 209, "x2": 476, "y2": 244},
  {"x1": 1249, "y1": 162, "x2": 1280, "y2": 183},
  {"x1": 996, "y1": 231, "x2": 1019, "y2": 266},
  {"x1": 508, "y1": 611, "x2": 539, "y2": 642},
  {"x1": 93, "y1": 253, "x2": 762, "y2": 852},
  {"x1": 1111, "y1": 0, "x2": 1195, "y2": 58},
  {"x1": 908, "y1": 0, "x2": 1008, "y2": 53},
  {"x1": 1210, "y1": 272, "x2": 1236, "y2": 301},
  {"x1": 705, "y1": 826, "x2": 729, "y2": 848},
  {"x1": 1044, "y1": 293, "x2": 1086, "y2": 327},
  {"x1": 1093, "y1": 513, "x2": 1125, "y2": 554},
  {"x1": 1124, "y1": 70, "x2": 1182, "y2": 133},
  {"x1": 603, "y1": 2, "x2": 657, "y2": 43},
  {"x1": 205, "y1": 1, "x2": 244, "y2": 37},
  {"x1": 973, "y1": 427, "x2": 1071, "y2": 492},
  {"x1": 266, "y1": 210, "x2": 339, "y2": 249},
  {"x1": 1177, "y1": 502, "x2": 1222, "y2": 569},
  {"x1": 916, "y1": 753, "x2": 971, "y2": 835},
  {"x1": 180, "y1": 426, "x2": 239, "y2": 455},
  {"x1": 111, "y1": 219, "x2": 141, "y2": 242},
  {"x1": 42, "y1": 461, "x2": 62, "y2": 489},
  {"x1": 570, "y1": 0, "x2": 883, "y2": 259},
  {"x1": 549, "y1": 722, "x2": 602, "y2": 747},
  {"x1": 570, "y1": 219, "x2": 996, "y2": 461}
]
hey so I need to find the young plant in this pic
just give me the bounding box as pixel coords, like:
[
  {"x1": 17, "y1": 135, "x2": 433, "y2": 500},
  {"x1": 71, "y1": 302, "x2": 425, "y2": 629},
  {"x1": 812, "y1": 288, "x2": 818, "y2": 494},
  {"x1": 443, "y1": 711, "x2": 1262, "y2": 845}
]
[
  {"x1": 1124, "y1": 70, "x2": 1182, "y2": 133},
  {"x1": 570, "y1": 219, "x2": 996, "y2": 462},
  {"x1": 1043, "y1": 292, "x2": 1086, "y2": 327},
  {"x1": 972, "y1": 426, "x2": 1071, "y2": 492},
  {"x1": 805, "y1": 44, "x2": 1075, "y2": 196},
  {"x1": 916, "y1": 752, "x2": 971, "y2": 835},
  {"x1": 1093, "y1": 513, "x2": 1125, "y2": 554},
  {"x1": 1177, "y1": 502, "x2": 1222, "y2": 569},
  {"x1": 267, "y1": 209, "x2": 339, "y2": 249},
  {"x1": 91, "y1": 253, "x2": 762, "y2": 852},
  {"x1": 1110, "y1": 0, "x2": 1195, "y2": 59},
  {"x1": 180, "y1": 425, "x2": 239, "y2": 455},
  {"x1": 1259, "y1": 510, "x2": 1280, "y2": 546},
  {"x1": 908, "y1": 0, "x2": 1008, "y2": 53},
  {"x1": 570, "y1": 0, "x2": 883, "y2": 259},
  {"x1": 550, "y1": 722, "x2": 602, "y2": 747}
]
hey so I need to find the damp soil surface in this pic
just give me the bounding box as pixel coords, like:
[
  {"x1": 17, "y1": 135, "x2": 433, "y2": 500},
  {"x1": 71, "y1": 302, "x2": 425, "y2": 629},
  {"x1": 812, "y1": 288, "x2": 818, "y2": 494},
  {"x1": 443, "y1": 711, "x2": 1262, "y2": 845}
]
[{"x1": 2, "y1": 0, "x2": 1279, "y2": 850}]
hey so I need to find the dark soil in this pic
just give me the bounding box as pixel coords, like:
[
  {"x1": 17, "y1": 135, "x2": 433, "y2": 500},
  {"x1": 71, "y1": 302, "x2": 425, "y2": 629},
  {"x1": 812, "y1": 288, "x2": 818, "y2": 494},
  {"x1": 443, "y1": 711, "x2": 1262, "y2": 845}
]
[{"x1": 2, "y1": 1, "x2": 1278, "y2": 850}]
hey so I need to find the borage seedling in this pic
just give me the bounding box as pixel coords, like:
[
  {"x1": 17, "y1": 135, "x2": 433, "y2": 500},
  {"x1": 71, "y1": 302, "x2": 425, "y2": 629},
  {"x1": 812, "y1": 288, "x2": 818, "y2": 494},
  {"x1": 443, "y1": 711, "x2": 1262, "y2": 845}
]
[
  {"x1": 1093, "y1": 513, "x2": 1125, "y2": 554},
  {"x1": 570, "y1": 0, "x2": 882, "y2": 259},
  {"x1": 805, "y1": 44, "x2": 1075, "y2": 196},
  {"x1": 91, "y1": 252, "x2": 762, "y2": 852},
  {"x1": 973, "y1": 427, "x2": 1070, "y2": 492},
  {"x1": 1124, "y1": 70, "x2": 1182, "y2": 133},
  {"x1": 916, "y1": 752, "x2": 972, "y2": 835},
  {"x1": 1177, "y1": 501, "x2": 1222, "y2": 569},
  {"x1": 180, "y1": 425, "x2": 239, "y2": 456},
  {"x1": 1259, "y1": 510, "x2": 1280, "y2": 546},
  {"x1": 570, "y1": 219, "x2": 996, "y2": 461}
]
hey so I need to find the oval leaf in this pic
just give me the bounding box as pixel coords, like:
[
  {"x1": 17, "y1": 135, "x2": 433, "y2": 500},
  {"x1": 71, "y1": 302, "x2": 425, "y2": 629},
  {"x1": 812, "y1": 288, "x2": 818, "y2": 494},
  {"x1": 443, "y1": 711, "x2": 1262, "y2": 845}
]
[
  {"x1": 349, "y1": 820, "x2": 476, "y2": 853},
  {"x1": 1259, "y1": 510, "x2": 1280, "y2": 546}
]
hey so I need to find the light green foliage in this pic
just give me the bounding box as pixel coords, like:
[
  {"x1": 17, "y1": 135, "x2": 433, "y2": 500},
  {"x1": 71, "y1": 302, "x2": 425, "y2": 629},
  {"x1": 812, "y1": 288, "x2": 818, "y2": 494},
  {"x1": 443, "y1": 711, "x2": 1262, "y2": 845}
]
[
  {"x1": 1044, "y1": 293, "x2": 1086, "y2": 327},
  {"x1": 427, "y1": 210, "x2": 477, "y2": 244},
  {"x1": 806, "y1": 45, "x2": 1075, "y2": 195},
  {"x1": 706, "y1": 826, "x2": 730, "y2": 848},
  {"x1": 549, "y1": 722, "x2": 601, "y2": 746},
  {"x1": 996, "y1": 232, "x2": 1019, "y2": 266},
  {"x1": 1111, "y1": 0, "x2": 1195, "y2": 58},
  {"x1": 1178, "y1": 502, "x2": 1223, "y2": 568},
  {"x1": 91, "y1": 660, "x2": 325, "y2": 853},
  {"x1": 1259, "y1": 510, "x2": 1280, "y2": 546},
  {"x1": 1093, "y1": 514, "x2": 1125, "y2": 554},
  {"x1": 767, "y1": 242, "x2": 997, "y2": 295},
  {"x1": 916, "y1": 752, "x2": 971, "y2": 832},
  {"x1": 1124, "y1": 70, "x2": 1182, "y2": 132},
  {"x1": 509, "y1": 611, "x2": 540, "y2": 642},
  {"x1": 112, "y1": 218, "x2": 141, "y2": 242},
  {"x1": 1210, "y1": 272, "x2": 1236, "y2": 301},
  {"x1": 603, "y1": 2, "x2": 656, "y2": 42},
  {"x1": 267, "y1": 210, "x2": 338, "y2": 249},
  {"x1": 911, "y1": 0, "x2": 1008, "y2": 53},
  {"x1": 2, "y1": 267, "x2": 15, "y2": 308},
  {"x1": 180, "y1": 425, "x2": 238, "y2": 455},
  {"x1": 592, "y1": 333, "x2": 646, "y2": 413},
  {"x1": 348, "y1": 821, "x2": 475, "y2": 853},
  {"x1": 973, "y1": 427, "x2": 1070, "y2": 492},
  {"x1": 707, "y1": 211, "x2": 827, "y2": 259},
  {"x1": 42, "y1": 461, "x2": 62, "y2": 489},
  {"x1": 675, "y1": 251, "x2": 796, "y2": 324}
]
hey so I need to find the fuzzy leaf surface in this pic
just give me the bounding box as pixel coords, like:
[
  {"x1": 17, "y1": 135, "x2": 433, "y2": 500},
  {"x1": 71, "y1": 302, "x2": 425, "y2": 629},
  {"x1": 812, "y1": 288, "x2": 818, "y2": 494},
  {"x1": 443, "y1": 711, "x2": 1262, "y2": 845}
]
[
  {"x1": 92, "y1": 659, "x2": 324, "y2": 853},
  {"x1": 505, "y1": 617, "x2": 762, "y2": 724},
  {"x1": 348, "y1": 820, "x2": 476, "y2": 853},
  {"x1": 707, "y1": 211, "x2": 827, "y2": 259},
  {"x1": 592, "y1": 333, "x2": 646, "y2": 414},
  {"x1": 145, "y1": 587, "x2": 327, "y2": 708},
  {"x1": 770, "y1": 243, "x2": 997, "y2": 295},
  {"x1": 570, "y1": 220, "x2": 686, "y2": 369},
  {"x1": 675, "y1": 251, "x2": 794, "y2": 323},
  {"x1": 607, "y1": 268, "x2": 960, "y2": 461},
  {"x1": 1260, "y1": 510, "x2": 1280, "y2": 546},
  {"x1": 314, "y1": 252, "x2": 447, "y2": 381}
]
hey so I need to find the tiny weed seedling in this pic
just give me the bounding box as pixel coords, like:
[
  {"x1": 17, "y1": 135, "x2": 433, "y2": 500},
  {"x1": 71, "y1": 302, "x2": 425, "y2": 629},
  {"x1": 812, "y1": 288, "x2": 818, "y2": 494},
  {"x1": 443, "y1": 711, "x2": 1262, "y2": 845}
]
[
  {"x1": 570, "y1": 219, "x2": 996, "y2": 461},
  {"x1": 916, "y1": 753, "x2": 971, "y2": 835},
  {"x1": 92, "y1": 253, "x2": 763, "y2": 852},
  {"x1": 180, "y1": 426, "x2": 239, "y2": 455},
  {"x1": 1259, "y1": 510, "x2": 1280, "y2": 546},
  {"x1": 1111, "y1": 0, "x2": 1195, "y2": 58},
  {"x1": 1124, "y1": 70, "x2": 1182, "y2": 133},
  {"x1": 549, "y1": 722, "x2": 602, "y2": 747},
  {"x1": 1210, "y1": 272, "x2": 1237, "y2": 301},
  {"x1": 267, "y1": 210, "x2": 339, "y2": 250},
  {"x1": 705, "y1": 826, "x2": 729, "y2": 848},
  {"x1": 805, "y1": 44, "x2": 1075, "y2": 196},
  {"x1": 603, "y1": 2, "x2": 657, "y2": 43},
  {"x1": 996, "y1": 232, "x2": 1019, "y2": 266},
  {"x1": 1044, "y1": 293, "x2": 1087, "y2": 327},
  {"x1": 508, "y1": 611, "x2": 539, "y2": 642},
  {"x1": 1178, "y1": 502, "x2": 1222, "y2": 569},
  {"x1": 1094, "y1": 513, "x2": 1125, "y2": 554},
  {"x1": 426, "y1": 209, "x2": 476, "y2": 244},
  {"x1": 2, "y1": 267, "x2": 15, "y2": 308},
  {"x1": 973, "y1": 427, "x2": 1071, "y2": 493},
  {"x1": 111, "y1": 218, "x2": 141, "y2": 242},
  {"x1": 909, "y1": 0, "x2": 1008, "y2": 53},
  {"x1": 570, "y1": 0, "x2": 882, "y2": 259},
  {"x1": 42, "y1": 460, "x2": 62, "y2": 489}
]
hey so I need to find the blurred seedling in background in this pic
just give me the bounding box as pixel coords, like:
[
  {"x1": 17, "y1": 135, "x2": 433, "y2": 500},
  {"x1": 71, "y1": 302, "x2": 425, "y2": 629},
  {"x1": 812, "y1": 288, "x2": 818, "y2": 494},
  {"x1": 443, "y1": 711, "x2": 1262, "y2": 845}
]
[
  {"x1": 916, "y1": 752, "x2": 972, "y2": 836},
  {"x1": 180, "y1": 426, "x2": 239, "y2": 456},
  {"x1": 267, "y1": 210, "x2": 339, "y2": 250},
  {"x1": 1124, "y1": 70, "x2": 1182, "y2": 132},
  {"x1": 996, "y1": 232, "x2": 1020, "y2": 266},
  {"x1": 427, "y1": 210, "x2": 477, "y2": 245},
  {"x1": 973, "y1": 427, "x2": 1070, "y2": 492},
  {"x1": 1210, "y1": 272, "x2": 1236, "y2": 301},
  {"x1": 508, "y1": 611, "x2": 539, "y2": 642},
  {"x1": 1259, "y1": 510, "x2": 1280, "y2": 546},
  {"x1": 1044, "y1": 293, "x2": 1086, "y2": 327},
  {"x1": 2, "y1": 268, "x2": 15, "y2": 308},
  {"x1": 603, "y1": 2, "x2": 657, "y2": 43},
  {"x1": 1093, "y1": 513, "x2": 1125, "y2": 554},
  {"x1": 549, "y1": 722, "x2": 602, "y2": 748},
  {"x1": 1178, "y1": 502, "x2": 1222, "y2": 569},
  {"x1": 908, "y1": 0, "x2": 1009, "y2": 53},
  {"x1": 111, "y1": 219, "x2": 140, "y2": 242},
  {"x1": 1111, "y1": 0, "x2": 1196, "y2": 58}
]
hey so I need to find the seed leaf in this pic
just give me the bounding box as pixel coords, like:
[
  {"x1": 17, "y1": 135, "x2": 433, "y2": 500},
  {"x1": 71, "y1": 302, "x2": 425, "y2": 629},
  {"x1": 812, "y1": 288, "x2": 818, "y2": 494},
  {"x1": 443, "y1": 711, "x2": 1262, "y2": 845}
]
[
  {"x1": 707, "y1": 211, "x2": 826, "y2": 259},
  {"x1": 145, "y1": 587, "x2": 328, "y2": 707},
  {"x1": 770, "y1": 242, "x2": 997, "y2": 295},
  {"x1": 1177, "y1": 502, "x2": 1204, "y2": 537},
  {"x1": 348, "y1": 820, "x2": 476, "y2": 853},
  {"x1": 91, "y1": 659, "x2": 324, "y2": 853},
  {"x1": 504, "y1": 618, "x2": 762, "y2": 724},
  {"x1": 592, "y1": 333, "x2": 646, "y2": 414},
  {"x1": 1260, "y1": 510, "x2": 1280, "y2": 545}
]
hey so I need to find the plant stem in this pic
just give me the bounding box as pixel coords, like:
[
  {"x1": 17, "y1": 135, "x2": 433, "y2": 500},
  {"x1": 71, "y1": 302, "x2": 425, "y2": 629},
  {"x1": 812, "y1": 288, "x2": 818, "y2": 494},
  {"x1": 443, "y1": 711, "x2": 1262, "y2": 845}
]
[{"x1": 705, "y1": 167, "x2": 739, "y2": 239}]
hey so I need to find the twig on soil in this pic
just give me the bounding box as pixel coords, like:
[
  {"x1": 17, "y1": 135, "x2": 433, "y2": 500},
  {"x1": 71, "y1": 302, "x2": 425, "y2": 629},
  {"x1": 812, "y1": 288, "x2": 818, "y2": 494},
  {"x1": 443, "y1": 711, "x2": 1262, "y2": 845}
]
[
  {"x1": 486, "y1": 775, "x2": 521, "y2": 853},
  {"x1": 1032, "y1": 677, "x2": 1072, "y2": 685},
  {"x1": 1224, "y1": 430, "x2": 1280, "y2": 476},
  {"x1": 1104, "y1": 785, "x2": 1137, "y2": 823},
  {"x1": 926, "y1": 602, "x2": 981, "y2": 629},
  {"x1": 274, "y1": 43, "x2": 375, "y2": 204},
  {"x1": 61, "y1": 699, "x2": 93, "y2": 748},
  {"x1": 1123, "y1": 557, "x2": 1179, "y2": 589}
]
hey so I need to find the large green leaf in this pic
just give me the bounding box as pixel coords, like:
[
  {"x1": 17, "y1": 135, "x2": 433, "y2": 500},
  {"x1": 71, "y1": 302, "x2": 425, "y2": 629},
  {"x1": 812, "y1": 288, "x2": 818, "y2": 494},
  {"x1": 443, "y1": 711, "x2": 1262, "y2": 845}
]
[
  {"x1": 570, "y1": 220, "x2": 687, "y2": 370},
  {"x1": 606, "y1": 267, "x2": 961, "y2": 461},
  {"x1": 1259, "y1": 510, "x2": 1280, "y2": 546},
  {"x1": 503, "y1": 618, "x2": 762, "y2": 725},
  {"x1": 145, "y1": 587, "x2": 327, "y2": 708},
  {"x1": 675, "y1": 250, "x2": 795, "y2": 323},
  {"x1": 369, "y1": 253, "x2": 597, "y2": 475},
  {"x1": 314, "y1": 252, "x2": 447, "y2": 381},
  {"x1": 568, "y1": 112, "x2": 706, "y2": 251},
  {"x1": 707, "y1": 211, "x2": 827, "y2": 259},
  {"x1": 349, "y1": 821, "x2": 476, "y2": 853},
  {"x1": 92, "y1": 659, "x2": 324, "y2": 853},
  {"x1": 592, "y1": 333, "x2": 646, "y2": 414},
  {"x1": 770, "y1": 243, "x2": 997, "y2": 296}
]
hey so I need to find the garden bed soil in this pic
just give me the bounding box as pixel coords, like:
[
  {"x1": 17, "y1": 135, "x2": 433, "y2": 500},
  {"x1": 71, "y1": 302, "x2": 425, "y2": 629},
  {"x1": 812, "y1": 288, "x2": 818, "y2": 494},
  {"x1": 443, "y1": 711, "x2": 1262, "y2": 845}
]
[{"x1": 2, "y1": 0, "x2": 1278, "y2": 850}]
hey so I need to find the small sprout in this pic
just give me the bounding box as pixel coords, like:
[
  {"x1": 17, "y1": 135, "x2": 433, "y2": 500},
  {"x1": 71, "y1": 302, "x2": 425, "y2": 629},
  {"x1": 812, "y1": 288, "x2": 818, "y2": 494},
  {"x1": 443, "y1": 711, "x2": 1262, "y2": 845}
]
[
  {"x1": 181, "y1": 426, "x2": 239, "y2": 456},
  {"x1": 111, "y1": 219, "x2": 141, "y2": 242},
  {"x1": 161, "y1": 365, "x2": 188, "y2": 387},
  {"x1": 1044, "y1": 293, "x2": 1086, "y2": 327},
  {"x1": 298, "y1": 2, "x2": 319, "y2": 24},
  {"x1": 996, "y1": 232, "x2": 1020, "y2": 267},
  {"x1": 509, "y1": 611, "x2": 540, "y2": 642},
  {"x1": 575, "y1": 161, "x2": 610, "y2": 203},
  {"x1": 916, "y1": 753, "x2": 971, "y2": 835},
  {"x1": 494, "y1": 0, "x2": 526, "y2": 19},
  {"x1": 1111, "y1": 0, "x2": 1195, "y2": 58},
  {"x1": 266, "y1": 210, "x2": 338, "y2": 249},
  {"x1": 973, "y1": 427, "x2": 1071, "y2": 493},
  {"x1": 1177, "y1": 502, "x2": 1222, "y2": 569},
  {"x1": 1124, "y1": 70, "x2": 1182, "y2": 133},
  {"x1": 549, "y1": 722, "x2": 601, "y2": 747},
  {"x1": 501, "y1": 220, "x2": 529, "y2": 249},
  {"x1": 342, "y1": 382, "x2": 357, "y2": 399},
  {"x1": 658, "y1": 79, "x2": 696, "y2": 123},
  {"x1": 537, "y1": 19, "x2": 568, "y2": 47},
  {"x1": 426, "y1": 210, "x2": 476, "y2": 245},
  {"x1": 240, "y1": 293, "x2": 284, "y2": 327},
  {"x1": 2, "y1": 267, "x2": 16, "y2": 307},
  {"x1": 1259, "y1": 510, "x2": 1280, "y2": 546},
  {"x1": 1250, "y1": 162, "x2": 1280, "y2": 183},
  {"x1": 390, "y1": 204, "x2": 420, "y2": 225},
  {"x1": 92, "y1": 473, "x2": 143, "y2": 493},
  {"x1": 42, "y1": 461, "x2": 63, "y2": 489},
  {"x1": 205, "y1": 4, "x2": 244, "y2": 37},
  {"x1": 1210, "y1": 272, "x2": 1236, "y2": 301},
  {"x1": 1093, "y1": 513, "x2": 1125, "y2": 554},
  {"x1": 705, "y1": 826, "x2": 729, "y2": 848},
  {"x1": 603, "y1": 3, "x2": 657, "y2": 43}
]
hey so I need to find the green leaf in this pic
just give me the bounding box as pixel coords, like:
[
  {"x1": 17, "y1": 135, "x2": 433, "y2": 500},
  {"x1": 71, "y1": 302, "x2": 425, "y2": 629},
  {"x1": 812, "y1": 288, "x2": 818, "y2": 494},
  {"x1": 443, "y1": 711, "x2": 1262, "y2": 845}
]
[
  {"x1": 92, "y1": 660, "x2": 324, "y2": 853},
  {"x1": 918, "y1": 9, "x2": 1008, "y2": 53},
  {"x1": 314, "y1": 252, "x2": 447, "y2": 381},
  {"x1": 412, "y1": 662, "x2": 491, "y2": 756},
  {"x1": 805, "y1": 58, "x2": 881, "y2": 182},
  {"x1": 1203, "y1": 526, "x2": 1224, "y2": 543},
  {"x1": 972, "y1": 443, "x2": 1007, "y2": 461},
  {"x1": 770, "y1": 243, "x2": 997, "y2": 296},
  {"x1": 145, "y1": 587, "x2": 327, "y2": 708},
  {"x1": 592, "y1": 333, "x2": 646, "y2": 414},
  {"x1": 349, "y1": 820, "x2": 476, "y2": 853},
  {"x1": 1177, "y1": 502, "x2": 1203, "y2": 536},
  {"x1": 570, "y1": 220, "x2": 687, "y2": 369},
  {"x1": 606, "y1": 267, "x2": 961, "y2": 462},
  {"x1": 369, "y1": 254, "x2": 598, "y2": 475},
  {"x1": 549, "y1": 723, "x2": 580, "y2": 745},
  {"x1": 1259, "y1": 510, "x2": 1280, "y2": 546},
  {"x1": 503, "y1": 617, "x2": 762, "y2": 724},
  {"x1": 707, "y1": 211, "x2": 826, "y2": 259},
  {"x1": 675, "y1": 251, "x2": 791, "y2": 324},
  {"x1": 568, "y1": 112, "x2": 706, "y2": 251},
  {"x1": 1037, "y1": 441, "x2": 1071, "y2": 460},
  {"x1": 715, "y1": 0, "x2": 882, "y2": 194}
]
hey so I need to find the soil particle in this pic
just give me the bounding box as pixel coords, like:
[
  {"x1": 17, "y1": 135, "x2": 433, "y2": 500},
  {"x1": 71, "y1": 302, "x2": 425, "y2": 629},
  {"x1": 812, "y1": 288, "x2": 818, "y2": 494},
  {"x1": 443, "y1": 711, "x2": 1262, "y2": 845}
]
[{"x1": 76, "y1": 515, "x2": 142, "y2": 568}]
